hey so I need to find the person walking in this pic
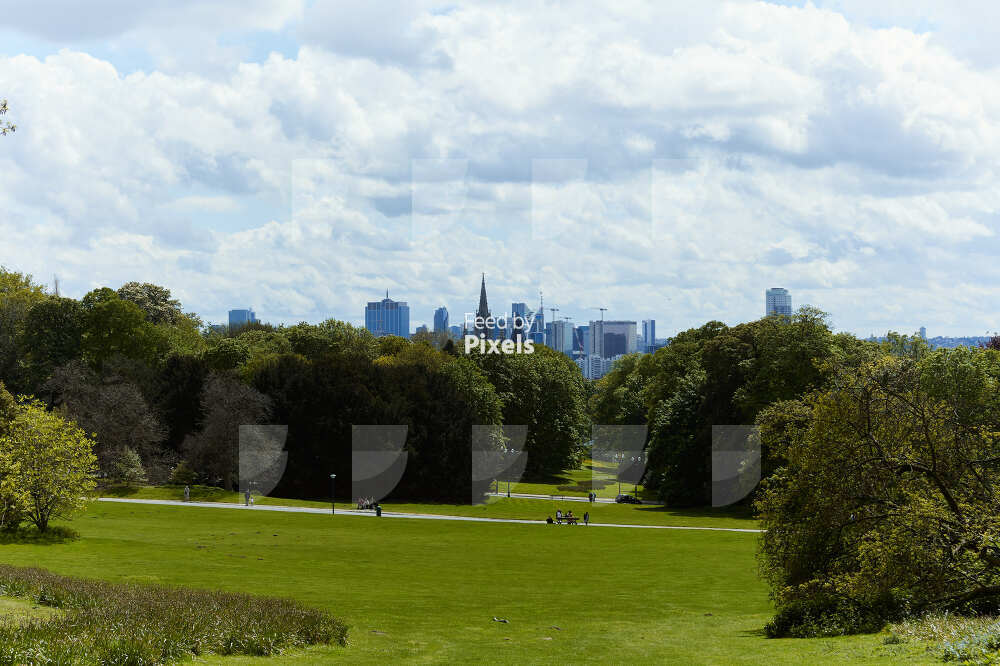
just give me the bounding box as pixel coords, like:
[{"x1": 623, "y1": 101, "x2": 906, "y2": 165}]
[
  {"x1": 244, "y1": 489, "x2": 251, "y2": 506},
  {"x1": 584, "y1": 511, "x2": 590, "y2": 526},
  {"x1": 183, "y1": 485, "x2": 190, "y2": 502},
  {"x1": 556, "y1": 508, "x2": 562, "y2": 524}
]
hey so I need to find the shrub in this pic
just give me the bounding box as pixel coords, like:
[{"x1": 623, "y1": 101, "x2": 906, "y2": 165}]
[
  {"x1": 0, "y1": 564, "x2": 347, "y2": 664},
  {"x1": 764, "y1": 595, "x2": 887, "y2": 638}
]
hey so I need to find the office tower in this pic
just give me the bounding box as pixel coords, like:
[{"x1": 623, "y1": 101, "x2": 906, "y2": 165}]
[
  {"x1": 919, "y1": 326, "x2": 927, "y2": 339},
  {"x1": 365, "y1": 290, "x2": 411, "y2": 338},
  {"x1": 229, "y1": 308, "x2": 258, "y2": 331},
  {"x1": 531, "y1": 293, "x2": 545, "y2": 345},
  {"x1": 575, "y1": 325, "x2": 589, "y2": 353},
  {"x1": 510, "y1": 302, "x2": 529, "y2": 342},
  {"x1": 415, "y1": 324, "x2": 429, "y2": 335},
  {"x1": 449, "y1": 325, "x2": 462, "y2": 340},
  {"x1": 596, "y1": 320, "x2": 638, "y2": 357},
  {"x1": 766, "y1": 288, "x2": 792, "y2": 316},
  {"x1": 642, "y1": 319, "x2": 656, "y2": 353},
  {"x1": 433, "y1": 307, "x2": 449, "y2": 333},
  {"x1": 550, "y1": 319, "x2": 573, "y2": 355}
]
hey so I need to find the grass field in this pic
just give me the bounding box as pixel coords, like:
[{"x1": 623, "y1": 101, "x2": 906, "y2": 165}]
[{"x1": 0, "y1": 501, "x2": 938, "y2": 664}]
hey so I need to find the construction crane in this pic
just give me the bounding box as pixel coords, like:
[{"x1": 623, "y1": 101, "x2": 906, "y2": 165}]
[
  {"x1": 548, "y1": 307, "x2": 559, "y2": 324},
  {"x1": 587, "y1": 307, "x2": 607, "y2": 321}
]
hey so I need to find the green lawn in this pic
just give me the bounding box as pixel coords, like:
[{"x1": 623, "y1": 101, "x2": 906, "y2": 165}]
[{"x1": 0, "y1": 502, "x2": 936, "y2": 664}]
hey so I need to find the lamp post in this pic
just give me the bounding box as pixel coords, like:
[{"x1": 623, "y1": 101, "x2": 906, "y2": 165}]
[{"x1": 330, "y1": 474, "x2": 336, "y2": 515}]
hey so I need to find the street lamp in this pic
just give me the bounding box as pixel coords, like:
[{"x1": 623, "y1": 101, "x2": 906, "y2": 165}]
[{"x1": 330, "y1": 474, "x2": 336, "y2": 515}]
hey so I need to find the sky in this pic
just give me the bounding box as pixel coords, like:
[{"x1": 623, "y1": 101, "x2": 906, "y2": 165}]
[{"x1": 2, "y1": 1, "x2": 1000, "y2": 337}]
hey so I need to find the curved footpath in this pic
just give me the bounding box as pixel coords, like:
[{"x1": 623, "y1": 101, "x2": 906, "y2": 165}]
[{"x1": 98, "y1": 497, "x2": 762, "y2": 533}]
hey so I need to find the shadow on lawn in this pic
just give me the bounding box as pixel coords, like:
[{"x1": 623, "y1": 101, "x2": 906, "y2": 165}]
[
  {"x1": 632, "y1": 504, "x2": 756, "y2": 521},
  {"x1": 0, "y1": 526, "x2": 78, "y2": 545}
]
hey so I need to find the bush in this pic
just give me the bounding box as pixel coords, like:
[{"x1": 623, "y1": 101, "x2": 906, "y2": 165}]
[
  {"x1": 0, "y1": 564, "x2": 347, "y2": 664},
  {"x1": 765, "y1": 596, "x2": 886, "y2": 638},
  {"x1": 168, "y1": 460, "x2": 198, "y2": 485}
]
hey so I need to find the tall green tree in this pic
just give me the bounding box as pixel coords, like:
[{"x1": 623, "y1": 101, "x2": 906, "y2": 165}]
[
  {"x1": 116, "y1": 282, "x2": 183, "y2": 325},
  {"x1": 81, "y1": 289, "x2": 167, "y2": 368},
  {"x1": 20, "y1": 297, "x2": 86, "y2": 386},
  {"x1": 472, "y1": 345, "x2": 589, "y2": 478},
  {"x1": 0, "y1": 268, "x2": 46, "y2": 391}
]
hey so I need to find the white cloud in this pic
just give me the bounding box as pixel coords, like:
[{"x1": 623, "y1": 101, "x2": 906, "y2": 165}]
[{"x1": 2, "y1": 1, "x2": 1000, "y2": 336}]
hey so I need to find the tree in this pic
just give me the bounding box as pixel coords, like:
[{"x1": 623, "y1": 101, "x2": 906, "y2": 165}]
[
  {"x1": 20, "y1": 296, "x2": 86, "y2": 386},
  {"x1": 0, "y1": 99, "x2": 14, "y2": 136},
  {"x1": 111, "y1": 446, "x2": 147, "y2": 486},
  {"x1": 0, "y1": 397, "x2": 98, "y2": 532},
  {"x1": 203, "y1": 338, "x2": 251, "y2": 370},
  {"x1": 0, "y1": 267, "x2": 46, "y2": 391},
  {"x1": 758, "y1": 347, "x2": 1000, "y2": 636},
  {"x1": 183, "y1": 373, "x2": 271, "y2": 491},
  {"x1": 0, "y1": 382, "x2": 25, "y2": 530},
  {"x1": 46, "y1": 361, "x2": 167, "y2": 478},
  {"x1": 116, "y1": 282, "x2": 183, "y2": 325},
  {"x1": 81, "y1": 290, "x2": 167, "y2": 368},
  {"x1": 472, "y1": 345, "x2": 589, "y2": 478}
]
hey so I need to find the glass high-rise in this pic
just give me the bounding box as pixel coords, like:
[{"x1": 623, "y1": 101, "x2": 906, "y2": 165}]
[
  {"x1": 642, "y1": 319, "x2": 656, "y2": 353},
  {"x1": 433, "y1": 307, "x2": 449, "y2": 333},
  {"x1": 229, "y1": 308, "x2": 258, "y2": 331},
  {"x1": 766, "y1": 288, "x2": 792, "y2": 317},
  {"x1": 365, "y1": 291, "x2": 410, "y2": 338}
]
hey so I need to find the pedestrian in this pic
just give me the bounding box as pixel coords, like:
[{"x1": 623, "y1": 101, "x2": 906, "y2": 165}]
[
  {"x1": 183, "y1": 485, "x2": 190, "y2": 502},
  {"x1": 584, "y1": 511, "x2": 590, "y2": 526},
  {"x1": 244, "y1": 489, "x2": 251, "y2": 506},
  {"x1": 556, "y1": 508, "x2": 562, "y2": 524},
  {"x1": 546, "y1": 516, "x2": 554, "y2": 524}
]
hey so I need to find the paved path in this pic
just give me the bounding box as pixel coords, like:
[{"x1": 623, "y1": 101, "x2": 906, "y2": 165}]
[{"x1": 98, "y1": 497, "x2": 762, "y2": 533}]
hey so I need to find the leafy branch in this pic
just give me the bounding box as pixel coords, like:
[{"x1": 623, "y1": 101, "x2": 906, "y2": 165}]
[{"x1": 1, "y1": 99, "x2": 15, "y2": 136}]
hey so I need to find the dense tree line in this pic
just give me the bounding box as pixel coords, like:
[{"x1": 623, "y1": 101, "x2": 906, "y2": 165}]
[
  {"x1": 0, "y1": 268, "x2": 588, "y2": 502},
  {"x1": 590, "y1": 307, "x2": 872, "y2": 505}
]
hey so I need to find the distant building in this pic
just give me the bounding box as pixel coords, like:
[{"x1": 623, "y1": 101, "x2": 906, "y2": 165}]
[
  {"x1": 766, "y1": 288, "x2": 792, "y2": 317},
  {"x1": 919, "y1": 326, "x2": 927, "y2": 339},
  {"x1": 365, "y1": 291, "x2": 410, "y2": 338},
  {"x1": 229, "y1": 308, "x2": 258, "y2": 331},
  {"x1": 510, "y1": 302, "x2": 529, "y2": 341},
  {"x1": 574, "y1": 325, "x2": 588, "y2": 353},
  {"x1": 415, "y1": 324, "x2": 429, "y2": 335},
  {"x1": 433, "y1": 307, "x2": 449, "y2": 333},
  {"x1": 473, "y1": 274, "x2": 494, "y2": 339},
  {"x1": 591, "y1": 320, "x2": 638, "y2": 358},
  {"x1": 575, "y1": 355, "x2": 614, "y2": 380},
  {"x1": 578, "y1": 325, "x2": 591, "y2": 354},
  {"x1": 549, "y1": 320, "x2": 573, "y2": 355},
  {"x1": 642, "y1": 319, "x2": 656, "y2": 353},
  {"x1": 449, "y1": 325, "x2": 463, "y2": 340}
]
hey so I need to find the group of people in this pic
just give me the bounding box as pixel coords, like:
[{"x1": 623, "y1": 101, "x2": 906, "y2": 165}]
[
  {"x1": 547, "y1": 508, "x2": 589, "y2": 525},
  {"x1": 357, "y1": 497, "x2": 378, "y2": 510}
]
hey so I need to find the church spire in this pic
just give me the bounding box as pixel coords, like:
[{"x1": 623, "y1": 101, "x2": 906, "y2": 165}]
[
  {"x1": 474, "y1": 273, "x2": 493, "y2": 339},
  {"x1": 477, "y1": 273, "x2": 489, "y2": 316}
]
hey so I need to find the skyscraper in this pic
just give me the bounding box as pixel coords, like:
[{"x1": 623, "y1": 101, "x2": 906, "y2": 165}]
[
  {"x1": 365, "y1": 290, "x2": 410, "y2": 338},
  {"x1": 549, "y1": 319, "x2": 573, "y2": 355},
  {"x1": 590, "y1": 320, "x2": 637, "y2": 358},
  {"x1": 510, "y1": 302, "x2": 529, "y2": 342},
  {"x1": 433, "y1": 306, "x2": 449, "y2": 333},
  {"x1": 642, "y1": 319, "x2": 656, "y2": 353},
  {"x1": 766, "y1": 288, "x2": 792, "y2": 317},
  {"x1": 229, "y1": 308, "x2": 258, "y2": 331}
]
